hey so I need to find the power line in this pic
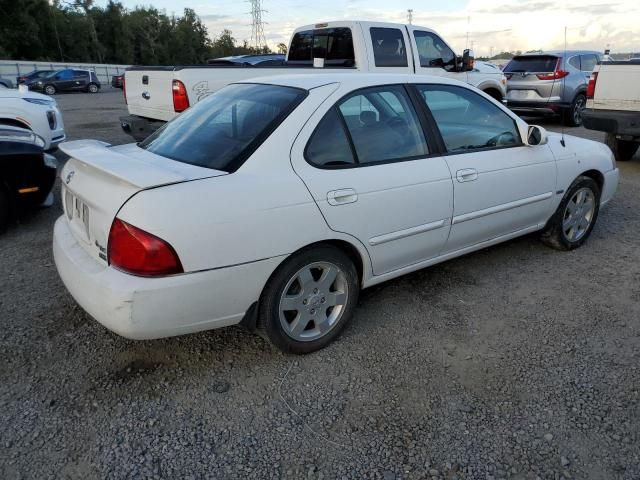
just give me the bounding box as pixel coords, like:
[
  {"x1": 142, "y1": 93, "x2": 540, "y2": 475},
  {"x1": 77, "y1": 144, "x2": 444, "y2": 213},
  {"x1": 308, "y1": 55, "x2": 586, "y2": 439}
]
[{"x1": 248, "y1": 0, "x2": 267, "y2": 51}]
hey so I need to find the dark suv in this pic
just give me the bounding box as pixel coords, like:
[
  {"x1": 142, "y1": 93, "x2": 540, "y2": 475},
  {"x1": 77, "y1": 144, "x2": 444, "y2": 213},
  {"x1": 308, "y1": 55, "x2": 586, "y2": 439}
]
[
  {"x1": 504, "y1": 50, "x2": 602, "y2": 126},
  {"x1": 27, "y1": 69, "x2": 101, "y2": 95}
]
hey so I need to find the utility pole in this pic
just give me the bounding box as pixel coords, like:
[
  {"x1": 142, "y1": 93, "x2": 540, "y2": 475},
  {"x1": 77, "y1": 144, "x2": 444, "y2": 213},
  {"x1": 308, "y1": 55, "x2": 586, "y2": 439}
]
[
  {"x1": 407, "y1": 9, "x2": 413, "y2": 25},
  {"x1": 490, "y1": 46, "x2": 494, "y2": 58},
  {"x1": 248, "y1": 0, "x2": 267, "y2": 53},
  {"x1": 465, "y1": 16, "x2": 470, "y2": 49}
]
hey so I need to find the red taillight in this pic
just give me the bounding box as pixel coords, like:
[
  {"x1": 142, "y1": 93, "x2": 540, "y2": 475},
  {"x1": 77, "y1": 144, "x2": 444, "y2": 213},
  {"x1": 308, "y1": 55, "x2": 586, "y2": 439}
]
[
  {"x1": 172, "y1": 80, "x2": 189, "y2": 113},
  {"x1": 108, "y1": 218, "x2": 183, "y2": 276},
  {"x1": 586, "y1": 71, "x2": 598, "y2": 99},
  {"x1": 122, "y1": 75, "x2": 127, "y2": 105},
  {"x1": 536, "y1": 58, "x2": 569, "y2": 80}
]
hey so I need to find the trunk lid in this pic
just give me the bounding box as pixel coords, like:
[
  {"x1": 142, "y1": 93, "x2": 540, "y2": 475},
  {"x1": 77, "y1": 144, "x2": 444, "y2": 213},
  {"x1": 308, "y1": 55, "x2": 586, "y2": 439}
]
[
  {"x1": 504, "y1": 55, "x2": 560, "y2": 103},
  {"x1": 124, "y1": 68, "x2": 177, "y2": 122},
  {"x1": 59, "y1": 140, "x2": 225, "y2": 264}
]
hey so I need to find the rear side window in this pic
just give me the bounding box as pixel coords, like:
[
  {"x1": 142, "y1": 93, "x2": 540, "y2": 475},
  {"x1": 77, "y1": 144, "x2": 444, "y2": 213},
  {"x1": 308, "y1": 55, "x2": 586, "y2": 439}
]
[
  {"x1": 568, "y1": 56, "x2": 581, "y2": 69},
  {"x1": 504, "y1": 55, "x2": 558, "y2": 73},
  {"x1": 306, "y1": 85, "x2": 428, "y2": 167},
  {"x1": 580, "y1": 54, "x2": 598, "y2": 71},
  {"x1": 139, "y1": 83, "x2": 306, "y2": 172},
  {"x1": 413, "y1": 31, "x2": 456, "y2": 70},
  {"x1": 370, "y1": 28, "x2": 408, "y2": 67},
  {"x1": 288, "y1": 28, "x2": 354, "y2": 66},
  {"x1": 73, "y1": 70, "x2": 89, "y2": 78}
]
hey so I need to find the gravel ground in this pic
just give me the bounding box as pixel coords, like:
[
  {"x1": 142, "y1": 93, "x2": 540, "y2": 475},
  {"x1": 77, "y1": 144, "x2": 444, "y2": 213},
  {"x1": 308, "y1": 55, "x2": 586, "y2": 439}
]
[{"x1": 1, "y1": 89, "x2": 639, "y2": 480}]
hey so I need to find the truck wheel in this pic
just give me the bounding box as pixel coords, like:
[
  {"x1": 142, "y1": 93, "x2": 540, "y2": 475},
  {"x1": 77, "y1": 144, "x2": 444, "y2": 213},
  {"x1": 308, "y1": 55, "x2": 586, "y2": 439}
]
[
  {"x1": 563, "y1": 94, "x2": 586, "y2": 127},
  {"x1": 606, "y1": 133, "x2": 639, "y2": 161}
]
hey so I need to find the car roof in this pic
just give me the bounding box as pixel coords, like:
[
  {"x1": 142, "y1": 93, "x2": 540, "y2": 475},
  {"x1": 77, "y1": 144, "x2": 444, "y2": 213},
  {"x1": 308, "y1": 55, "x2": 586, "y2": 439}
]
[
  {"x1": 236, "y1": 72, "x2": 467, "y2": 91},
  {"x1": 518, "y1": 50, "x2": 602, "y2": 57}
]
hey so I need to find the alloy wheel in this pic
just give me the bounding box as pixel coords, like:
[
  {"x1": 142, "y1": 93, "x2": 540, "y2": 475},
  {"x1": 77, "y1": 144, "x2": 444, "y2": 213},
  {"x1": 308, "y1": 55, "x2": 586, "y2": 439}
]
[
  {"x1": 573, "y1": 96, "x2": 585, "y2": 125},
  {"x1": 562, "y1": 187, "x2": 596, "y2": 242},
  {"x1": 278, "y1": 261, "x2": 349, "y2": 342}
]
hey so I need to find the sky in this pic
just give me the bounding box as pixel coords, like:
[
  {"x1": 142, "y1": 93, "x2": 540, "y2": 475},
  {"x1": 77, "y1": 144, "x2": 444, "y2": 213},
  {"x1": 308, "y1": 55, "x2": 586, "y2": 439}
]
[{"x1": 100, "y1": 0, "x2": 640, "y2": 56}]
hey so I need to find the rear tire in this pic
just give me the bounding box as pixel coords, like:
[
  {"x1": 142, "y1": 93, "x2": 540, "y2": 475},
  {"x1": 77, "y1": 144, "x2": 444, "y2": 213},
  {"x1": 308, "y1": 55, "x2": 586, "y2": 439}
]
[
  {"x1": 606, "y1": 133, "x2": 639, "y2": 161},
  {"x1": 44, "y1": 85, "x2": 56, "y2": 95},
  {"x1": 540, "y1": 176, "x2": 600, "y2": 251},
  {"x1": 87, "y1": 83, "x2": 99, "y2": 93},
  {"x1": 257, "y1": 245, "x2": 359, "y2": 354},
  {"x1": 563, "y1": 93, "x2": 586, "y2": 127},
  {"x1": 0, "y1": 185, "x2": 10, "y2": 232}
]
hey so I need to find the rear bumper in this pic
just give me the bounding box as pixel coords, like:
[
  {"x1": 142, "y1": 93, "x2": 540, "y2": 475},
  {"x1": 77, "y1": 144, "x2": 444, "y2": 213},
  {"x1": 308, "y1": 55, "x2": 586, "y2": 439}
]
[
  {"x1": 119, "y1": 115, "x2": 164, "y2": 142},
  {"x1": 583, "y1": 109, "x2": 640, "y2": 138},
  {"x1": 53, "y1": 216, "x2": 283, "y2": 340},
  {"x1": 508, "y1": 101, "x2": 570, "y2": 116}
]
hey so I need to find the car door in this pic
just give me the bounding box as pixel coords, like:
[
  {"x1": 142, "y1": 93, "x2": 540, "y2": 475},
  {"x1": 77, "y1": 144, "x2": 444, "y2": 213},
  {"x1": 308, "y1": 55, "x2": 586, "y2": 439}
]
[
  {"x1": 413, "y1": 83, "x2": 556, "y2": 253},
  {"x1": 407, "y1": 27, "x2": 468, "y2": 84},
  {"x1": 291, "y1": 84, "x2": 453, "y2": 276},
  {"x1": 54, "y1": 70, "x2": 75, "y2": 91},
  {"x1": 72, "y1": 70, "x2": 89, "y2": 91}
]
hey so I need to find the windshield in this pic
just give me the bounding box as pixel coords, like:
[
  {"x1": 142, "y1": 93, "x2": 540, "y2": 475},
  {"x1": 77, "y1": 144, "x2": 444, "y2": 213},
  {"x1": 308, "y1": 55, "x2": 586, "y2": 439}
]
[{"x1": 139, "y1": 83, "x2": 306, "y2": 172}]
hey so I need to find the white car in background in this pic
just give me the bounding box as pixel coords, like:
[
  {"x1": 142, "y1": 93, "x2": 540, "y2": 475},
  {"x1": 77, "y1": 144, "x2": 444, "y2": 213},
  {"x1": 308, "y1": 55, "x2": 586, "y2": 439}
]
[
  {"x1": 54, "y1": 74, "x2": 618, "y2": 354},
  {"x1": 0, "y1": 87, "x2": 65, "y2": 151}
]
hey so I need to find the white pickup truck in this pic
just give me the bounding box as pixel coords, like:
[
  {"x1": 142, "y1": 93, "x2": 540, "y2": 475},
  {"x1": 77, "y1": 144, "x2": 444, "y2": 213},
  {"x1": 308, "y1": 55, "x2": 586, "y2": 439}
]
[
  {"x1": 121, "y1": 20, "x2": 507, "y2": 140},
  {"x1": 583, "y1": 60, "x2": 640, "y2": 161}
]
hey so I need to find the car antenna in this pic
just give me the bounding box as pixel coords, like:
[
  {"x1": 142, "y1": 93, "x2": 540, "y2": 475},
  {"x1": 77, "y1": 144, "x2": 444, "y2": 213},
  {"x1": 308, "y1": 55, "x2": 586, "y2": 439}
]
[{"x1": 560, "y1": 26, "x2": 567, "y2": 147}]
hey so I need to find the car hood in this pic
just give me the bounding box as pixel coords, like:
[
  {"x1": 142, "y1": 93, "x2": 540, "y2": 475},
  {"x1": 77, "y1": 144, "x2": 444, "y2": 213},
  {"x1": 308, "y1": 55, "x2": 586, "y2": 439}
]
[{"x1": 0, "y1": 88, "x2": 55, "y2": 102}]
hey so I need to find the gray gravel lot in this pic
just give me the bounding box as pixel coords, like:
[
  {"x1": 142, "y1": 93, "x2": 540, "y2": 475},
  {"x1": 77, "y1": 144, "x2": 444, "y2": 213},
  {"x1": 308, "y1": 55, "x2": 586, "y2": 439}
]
[{"x1": 1, "y1": 89, "x2": 639, "y2": 480}]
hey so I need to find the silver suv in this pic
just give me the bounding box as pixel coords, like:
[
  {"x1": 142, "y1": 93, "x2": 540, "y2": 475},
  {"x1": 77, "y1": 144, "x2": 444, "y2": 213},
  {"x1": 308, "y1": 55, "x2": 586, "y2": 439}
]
[{"x1": 504, "y1": 50, "x2": 602, "y2": 126}]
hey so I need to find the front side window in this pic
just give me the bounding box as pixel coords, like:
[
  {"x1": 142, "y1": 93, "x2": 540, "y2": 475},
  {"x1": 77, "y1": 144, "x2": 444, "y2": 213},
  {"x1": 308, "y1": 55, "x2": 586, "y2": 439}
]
[
  {"x1": 417, "y1": 84, "x2": 521, "y2": 153},
  {"x1": 413, "y1": 31, "x2": 456, "y2": 70},
  {"x1": 370, "y1": 28, "x2": 408, "y2": 67},
  {"x1": 56, "y1": 70, "x2": 73, "y2": 80},
  {"x1": 306, "y1": 85, "x2": 428, "y2": 167},
  {"x1": 140, "y1": 83, "x2": 306, "y2": 172}
]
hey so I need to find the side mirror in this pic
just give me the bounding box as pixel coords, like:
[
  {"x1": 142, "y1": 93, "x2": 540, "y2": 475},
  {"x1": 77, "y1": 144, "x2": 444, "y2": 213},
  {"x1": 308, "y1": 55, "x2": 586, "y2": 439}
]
[
  {"x1": 526, "y1": 125, "x2": 548, "y2": 146},
  {"x1": 462, "y1": 49, "x2": 475, "y2": 71}
]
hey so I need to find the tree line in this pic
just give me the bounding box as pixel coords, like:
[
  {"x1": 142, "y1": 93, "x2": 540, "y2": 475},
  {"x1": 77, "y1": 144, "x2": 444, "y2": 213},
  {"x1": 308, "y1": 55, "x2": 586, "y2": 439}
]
[{"x1": 0, "y1": 0, "x2": 280, "y2": 65}]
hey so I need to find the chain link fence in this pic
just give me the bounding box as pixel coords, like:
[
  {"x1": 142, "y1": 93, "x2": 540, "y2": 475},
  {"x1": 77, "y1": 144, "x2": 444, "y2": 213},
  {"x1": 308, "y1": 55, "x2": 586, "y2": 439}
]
[{"x1": 0, "y1": 60, "x2": 130, "y2": 88}]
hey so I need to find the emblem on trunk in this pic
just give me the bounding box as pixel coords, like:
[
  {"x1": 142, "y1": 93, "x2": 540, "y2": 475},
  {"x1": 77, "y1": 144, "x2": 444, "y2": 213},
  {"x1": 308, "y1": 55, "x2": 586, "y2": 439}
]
[{"x1": 65, "y1": 171, "x2": 75, "y2": 184}]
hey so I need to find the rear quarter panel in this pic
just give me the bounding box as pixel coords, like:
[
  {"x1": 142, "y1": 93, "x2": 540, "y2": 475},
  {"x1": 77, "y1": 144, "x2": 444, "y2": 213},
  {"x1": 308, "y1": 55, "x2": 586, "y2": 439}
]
[{"x1": 116, "y1": 83, "x2": 373, "y2": 277}]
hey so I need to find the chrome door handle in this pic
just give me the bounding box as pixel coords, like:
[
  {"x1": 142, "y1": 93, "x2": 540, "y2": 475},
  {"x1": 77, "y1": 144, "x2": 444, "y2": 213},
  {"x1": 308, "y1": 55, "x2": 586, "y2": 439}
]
[
  {"x1": 327, "y1": 188, "x2": 358, "y2": 206},
  {"x1": 456, "y1": 168, "x2": 478, "y2": 182}
]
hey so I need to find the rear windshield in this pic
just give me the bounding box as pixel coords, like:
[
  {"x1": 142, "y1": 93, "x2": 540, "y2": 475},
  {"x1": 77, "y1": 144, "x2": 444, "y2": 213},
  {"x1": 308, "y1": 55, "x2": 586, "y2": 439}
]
[
  {"x1": 139, "y1": 83, "x2": 306, "y2": 172},
  {"x1": 288, "y1": 28, "x2": 355, "y2": 66},
  {"x1": 504, "y1": 55, "x2": 558, "y2": 73}
]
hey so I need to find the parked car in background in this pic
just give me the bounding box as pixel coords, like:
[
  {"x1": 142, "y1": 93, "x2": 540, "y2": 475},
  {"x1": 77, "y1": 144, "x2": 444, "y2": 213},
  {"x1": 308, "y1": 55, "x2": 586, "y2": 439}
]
[
  {"x1": 0, "y1": 78, "x2": 14, "y2": 89},
  {"x1": 111, "y1": 74, "x2": 124, "y2": 89},
  {"x1": 27, "y1": 69, "x2": 101, "y2": 95},
  {"x1": 583, "y1": 59, "x2": 640, "y2": 161},
  {"x1": 0, "y1": 87, "x2": 65, "y2": 150},
  {"x1": 207, "y1": 54, "x2": 286, "y2": 66},
  {"x1": 55, "y1": 73, "x2": 618, "y2": 354},
  {"x1": 504, "y1": 50, "x2": 602, "y2": 126},
  {"x1": 121, "y1": 20, "x2": 506, "y2": 141},
  {"x1": 0, "y1": 126, "x2": 57, "y2": 231},
  {"x1": 16, "y1": 70, "x2": 55, "y2": 85}
]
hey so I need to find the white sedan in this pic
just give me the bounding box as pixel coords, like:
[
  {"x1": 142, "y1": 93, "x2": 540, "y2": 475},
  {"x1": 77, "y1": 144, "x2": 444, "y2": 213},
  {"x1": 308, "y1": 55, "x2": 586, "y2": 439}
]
[{"x1": 53, "y1": 74, "x2": 619, "y2": 354}]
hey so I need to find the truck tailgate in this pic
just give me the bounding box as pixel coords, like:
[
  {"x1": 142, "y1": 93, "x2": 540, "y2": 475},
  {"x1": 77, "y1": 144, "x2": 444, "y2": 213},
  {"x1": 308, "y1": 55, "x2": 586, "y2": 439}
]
[
  {"x1": 594, "y1": 64, "x2": 640, "y2": 112},
  {"x1": 125, "y1": 69, "x2": 177, "y2": 121}
]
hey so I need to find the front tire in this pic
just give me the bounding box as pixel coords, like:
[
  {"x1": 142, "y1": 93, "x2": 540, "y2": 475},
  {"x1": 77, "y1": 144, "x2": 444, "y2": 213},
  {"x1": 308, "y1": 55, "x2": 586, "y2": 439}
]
[
  {"x1": 258, "y1": 245, "x2": 359, "y2": 354},
  {"x1": 563, "y1": 93, "x2": 586, "y2": 127},
  {"x1": 606, "y1": 133, "x2": 638, "y2": 161},
  {"x1": 541, "y1": 176, "x2": 600, "y2": 251},
  {"x1": 44, "y1": 85, "x2": 56, "y2": 95}
]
